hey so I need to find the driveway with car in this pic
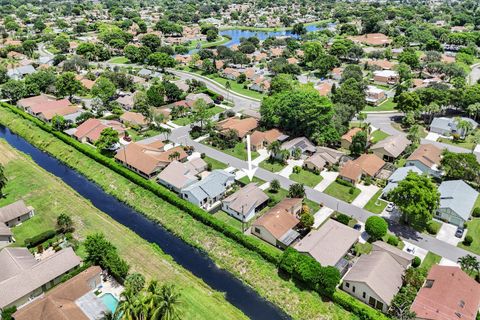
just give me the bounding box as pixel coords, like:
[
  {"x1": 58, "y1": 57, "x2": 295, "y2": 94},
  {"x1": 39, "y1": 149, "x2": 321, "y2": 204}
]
[{"x1": 436, "y1": 222, "x2": 465, "y2": 246}]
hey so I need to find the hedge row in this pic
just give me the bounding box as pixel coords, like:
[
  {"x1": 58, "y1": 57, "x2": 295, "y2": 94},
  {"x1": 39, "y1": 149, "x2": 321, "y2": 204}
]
[
  {"x1": 1, "y1": 103, "x2": 281, "y2": 265},
  {"x1": 333, "y1": 291, "x2": 390, "y2": 320},
  {"x1": 24, "y1": 229, "x2": 56, "y2": 248}
]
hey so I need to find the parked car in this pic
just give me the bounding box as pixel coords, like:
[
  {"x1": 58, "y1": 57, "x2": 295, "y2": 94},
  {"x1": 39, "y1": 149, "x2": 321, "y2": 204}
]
[
  {"x1": 386, "y1": 202, "x2": 395, "y2": 212},
  {"x1": 353, "y1": 224, "x2": 362, "y2": 231},
  {"x1": 455, "y1": 227, "x2": 464, "y2": 238}
]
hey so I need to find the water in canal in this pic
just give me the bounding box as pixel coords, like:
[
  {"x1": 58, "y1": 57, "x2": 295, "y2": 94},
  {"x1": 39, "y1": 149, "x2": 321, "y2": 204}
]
[{"x1": 0, "y1": 125, "x2": 290, "y2": 320}]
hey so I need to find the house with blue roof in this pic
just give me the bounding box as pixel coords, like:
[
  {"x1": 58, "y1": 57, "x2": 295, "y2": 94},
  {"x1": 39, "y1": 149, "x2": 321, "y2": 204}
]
[
  {"x1": 180, "y1": 170, "x2": 235, "y2": 211},
  {"x1": 430, "y1": 117, "x2": 478, "y2": 138},
  {"x1": 436, "y1": 180, "x2": 479, "y2": 226}
]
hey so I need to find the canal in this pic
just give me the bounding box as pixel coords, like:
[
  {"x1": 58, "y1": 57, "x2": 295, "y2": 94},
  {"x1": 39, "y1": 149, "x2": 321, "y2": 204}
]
[{"x1": 0, "y1": 125, "x2": 290, "y2": 320}]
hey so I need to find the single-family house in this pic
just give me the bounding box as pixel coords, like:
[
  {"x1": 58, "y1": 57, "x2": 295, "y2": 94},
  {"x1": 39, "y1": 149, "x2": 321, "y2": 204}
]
[
  {"x1": 370, "y1": 135, "x2": 411, "y2": 161},
  {"x1": 365, "y1": 86, "x2": 386, "y2": 105},
  {"x1": 341, "y1": 127, "x2": 362, "y2": 149},
  {"x1": 0, "y1": 247, "x2": 81, "y2": 311},
  {"x1": 12, "y1": 266, "x2": 104, "y2": 320},
  {"x1": 366, "y1": 59, "x2": 396, "y2": 70},
  {"x1": 281, "y1": 137, "x2": 316, "y2": 157},
  {"x1": 222, "y1": 183, "x2": 269, "y2": 222},
  {"x1": 349, "y1": 33, "x2": 392, "y2": 47},
  {"x1": 120, "y1": 111, "x2": 148, "y2": 128},
  {"x1": 251, "y1": 198, "x2": 302, "y2": 248},
  {"x1": 373, "y1": 70, "x2": 399, "y2": 85},
  {"x1": 180, "y1": 170, "x2": 235, "y2": 211},
  {"x1": 316, "y1": 82, "x2": 333, "y2": 96},
  {"x1": 330, "y1": 67, "x2": 343, "y2": 81},
  {"x1": 157, "y1": 158, "x2": 207, "y2": 193},
  {"x1": 73, "y1": 118, "x2": 126, "y2": 145},
  {"x1": 382, "y1": 166, "x2": 423, "y2": 196},
  {"x1": 115, "y1": 141, "x2": 188, "y2": 178},
  {"x1": 429, "y1": 117, "x2": 478, "y2": 138},
  {"x1": 406, "y1": 144, "x2": 443, "y2": 178},
  {"x1": 304, "y1": 147, "x2": 345, "y2": 172},
  {"x1": 249, "y1": 77, "x2": 271, "y2": 93},
  {"x1": 410, "y1": 265, "x2": 480, "y2": 320},
  {"x1": 222, "y1": 67, "x2": 241, "y2": 80},
  {"x1": 342, "y1": 248, "x2": 410, "y2": 313},
  {"x1": 0, "y1": 201, "x2": 35, "y2": 246},
  {"x1": 295, "y1": 219, "x2": 360, "y2": 271},
  {"x1": 7, "y1": 65, "x2": 35, "y2": 80},
  {"x1": 339, "y1": 154, "x2": 385, "y2": 184},
  {"x1": 436, "y1": 180, "x2": 479, "y2": 226},
  {"x1": 216, "y1": 117, "x2": 258, "y2": 139},
  {"x1": 371, "y1": 241, "x2": 414, "y2": 267},
  {"x1": 115, "y1": 94, "x2": 135, "y2": 110},
  {"x1": 17, "y1": 94, "x2": 57, "y2": 111},
  {"x1": 250, "y1": 129, "x2": 287, "y2": 151},
  {"x1": 185, "y1": 93, "x2": 214, "y2": 106},
  {"x1": 20, "y1": 96, "x2": 81, "y2": 123}
]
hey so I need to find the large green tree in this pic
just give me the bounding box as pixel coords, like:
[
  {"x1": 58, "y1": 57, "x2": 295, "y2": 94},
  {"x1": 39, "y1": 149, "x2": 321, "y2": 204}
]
[
  {"x1": 260, "y1": 85, "x2": 339, "y2": 145},
  {"x1": 388, "y1": 172, "x2": 440, "y2": 228},
  {"x1": 440, "y1": 151, "x2": 480, "y2": 184},
  {"x1": 0, "y1": 164, "x2": 7, "y2": 198},
  {"x1": 95, "y1": 127, "x2": 119, "y2": 151},
  {"x1": 92, "y1": 77, "x2": 116, "y2": 105},
  {"x1": 56, "y1": 72, "x2": 82, "y2": 98}
]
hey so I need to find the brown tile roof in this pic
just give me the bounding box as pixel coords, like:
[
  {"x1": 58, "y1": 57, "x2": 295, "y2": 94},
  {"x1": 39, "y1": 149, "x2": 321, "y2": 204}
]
[
  {"x1": 339, "y1": 160, "x2": 362, "y2": 182},
  {"x1": 411, "y1": 265, "x2": 480, "y2": 320},
  {"x1": 341, "y1": 127, "x2": 362, "y2": 143},
  {"x1": 29, "y1": 98, "x2": 72, "y2": 114},
  {"x1": 354, "y1": 154, "x2": 385, "y2": 177},
  {"x1": 316, "y1": 82, "x2": 332, "y2": 96},
  {"x1": 367, "y1": 59, "x2": 396, "y2": 70},
  {"x1": 120, "y1": 111, "x2": 148, "y2": 126},
  {"x1": 370, "y1": 135, "x2": 411, "y2": 158},
  {"x1": 217, "y1": 117, "x2": 258, "y2": 138},
  {"x1": 13, "y1": 266, "x2": 102, "y2": 320},
  {"x1": 250, "y1": 129, "x2": 283, "y2": 146},
  {"x1": 41, "y1": 105, "x2": 80, "y2": 121},
  {"x1": 407, "y1": 144, "x2": 442, "y2": 168},
  {"x1": 349, "y1": 33, "x2": 392, "y2": 46},
  {"x1": 252, "y1": 198, "x2": 301, "y2": 239},
  {"x1": 74, "y1": 119, "x2": 125, "y2": 143},
  {"x1": 223, "y1": 183, "x2": 269, "y2": 215}
]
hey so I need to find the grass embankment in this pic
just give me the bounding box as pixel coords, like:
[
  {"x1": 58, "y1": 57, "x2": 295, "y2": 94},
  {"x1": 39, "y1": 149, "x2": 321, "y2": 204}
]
[
  {"x1": 187, "y1": 36, "x2": 231, "y2": 50},
  {"x1": 0, "y1": 107, "x2": 356, "y2": 319},
  {"x1": 0, "y1": 140, "x2": 246, "y2": 320}
]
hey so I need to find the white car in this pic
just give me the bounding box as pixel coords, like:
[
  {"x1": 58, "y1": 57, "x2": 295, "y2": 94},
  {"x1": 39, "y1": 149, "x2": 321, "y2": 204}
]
[{"x1": 386, "y1": 202, "x2": 395, "y2": 212}]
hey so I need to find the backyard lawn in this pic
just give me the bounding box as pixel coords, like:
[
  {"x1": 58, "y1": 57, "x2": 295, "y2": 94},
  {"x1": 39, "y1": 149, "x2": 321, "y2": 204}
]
[
  {"x1": 213, "y1": 210, "x2": 244, "y2": 231},
  {"x1": 363, "y1": 190, "x2": 388, "y2": 214},
  {"x1": 289, "y1": 169, "x2": 323, "y2": 188},
  {"x1": 265, "y1": 187, "x2": 289, "y2": 205},
  {"x1": 204, "y1": 156, "x2": 228, "y2": 170},
  {"x1": 363, "y1": 97, "x2": 397, "y2": 112},
  {"x1": 421, "y1": 251, "x2": 442, "y2": 271},
  {"x1": 0, "y1": 140, "x2": 247, "y2": 320},
  {"x1": 324, "y1": 181, "x2": 361, "y2": 203},
  {"x1": 458, "y1": 218, "x2": 480, "y2": 255},
  {"x1": 370, "y1": 130, "x2": 389, "y2": 144},
  {"x1": 108, "y1": 56, "x2": 130, "y2": 64},
  {"x1": 259, "y1": 158, "x2": 286, "y2": 172}
]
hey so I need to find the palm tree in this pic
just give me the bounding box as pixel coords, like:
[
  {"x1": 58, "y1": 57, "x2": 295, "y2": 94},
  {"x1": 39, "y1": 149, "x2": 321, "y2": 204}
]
[
  {"x1": 153, "y1": 284, "x2": 182, "y2": 320},
  {"x1": 225, "y1": 81, "x2": 231, "y2": 102},
  {"x1": 407, "y1": 124, "x2": 422, "y2": 146},
  {"x1": 116, "y1": 288, "x2": 138, "y2": 320},
  {"x1": 455, "y1": 117, "x2": 474, "y2": 138},
  {"x1": 458, "y1": 254, "x2": 480, "y2": 275},
  {"x1": 267, "y1": 140, "x2": 281, "y2": 158},
  {"x1": 467, "y1": 103, "x2": 480, "y2": 121},
  {"x1": 168, "y1": 151, "x2": 181, "y2": 161}
]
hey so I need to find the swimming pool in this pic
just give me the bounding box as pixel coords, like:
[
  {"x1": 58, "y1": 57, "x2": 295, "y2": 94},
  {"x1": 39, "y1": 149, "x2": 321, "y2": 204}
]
[{"x1": 100, "y1": 293, "x2": 119, "y2": 313}]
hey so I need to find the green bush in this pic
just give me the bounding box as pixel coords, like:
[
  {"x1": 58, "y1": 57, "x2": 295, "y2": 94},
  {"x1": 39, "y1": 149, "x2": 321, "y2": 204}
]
[
  {"x1": 336, "y1": 178, "x2": 354, "y2": 188},
  {"x1": 412, "y1": 256, "x2": 421, "y2": 268},
  {"x1": 334, "y1": 213, "x2": 351, "y2": 225},
  {"x1": 24, "y1": 229, "x2": 56, "y2": 248},
  {"x1": 365, "y1": 216, "x2": 388, "y2": 241},
  {"x1": 1, "y1": 103, "x2": 282, "y2": 265},
  {"x1": 1, "y1": 306, "x2": 17, "y2": 320},
  {"x1": 387, "y1": 235, "x2": 399, "y2": 247},
  {"x1": 463, "y1": 235, "x2": 473, "y2": 246},
  {"x1": 332, "y1": 291, "x2": 390, "y2": 320},
  {"x1": 473, "y1": 207, "x2": 480, "y2": 217},
  {"x1": 426, "y1": 221, "x2": 441, "y2": 235}
]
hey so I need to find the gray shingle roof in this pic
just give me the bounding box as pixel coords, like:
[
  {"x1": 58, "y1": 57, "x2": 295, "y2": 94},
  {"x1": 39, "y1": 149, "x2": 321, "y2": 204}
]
[
  {"x1": 0, "y1": 200, "x2": 32, "y2": 223},
  {"x1": 438, "y1": 180, "x2": 479, "y2": 221},
  {"x1": 182, "y1": 170, "x2": 234, "y2": 201}
]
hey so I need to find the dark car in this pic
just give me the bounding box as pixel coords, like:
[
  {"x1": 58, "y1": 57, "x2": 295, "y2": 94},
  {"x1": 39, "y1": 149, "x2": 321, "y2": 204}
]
[
  {"x1": 353, "y1": 224, "x2": 362, "y2": 231},
  {"x1": 455, "y1": 227, "x2": 464, "y2": 238}
]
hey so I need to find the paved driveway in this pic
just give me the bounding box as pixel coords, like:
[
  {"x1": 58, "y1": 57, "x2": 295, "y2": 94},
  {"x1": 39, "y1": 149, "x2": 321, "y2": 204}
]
[
  {"x1": 314, "y1": 171, "x2": 338, "y2": 192},
  {"x1": 313, "y1": 207, "x2": 333, "y2": 228},
  {"x1": 403, "y1": 241, "x2": 428, "y2": 260},
  {"x1": 351, "y1": 184, "x2": 380, "y2": 208},
  {"x1": 436, "y1": 222, "x2": 464, "y2": 246},
  {"x1": 425, "y1": 132, "x2": 441, "y2": 141},
  {"x1": 439, "y1": 257, "x2": 459, "y2": 266},
  {"x1": 278, "y1": 159, "x2": 303, "y2": 178}
]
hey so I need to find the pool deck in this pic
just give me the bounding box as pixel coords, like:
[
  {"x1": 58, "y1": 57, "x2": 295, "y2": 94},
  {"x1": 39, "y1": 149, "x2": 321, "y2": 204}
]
[{"x1": 76, "y1": 292, "x2": 108, "y2": 320}]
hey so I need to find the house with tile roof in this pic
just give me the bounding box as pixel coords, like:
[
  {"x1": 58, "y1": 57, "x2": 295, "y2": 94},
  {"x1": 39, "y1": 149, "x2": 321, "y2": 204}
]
[
  {"x1": 406, "y1": 144, "x2": 443, "y2": 178},
  {"x1": 72, "y1": 118, "x2": 126, "y2": 145}
]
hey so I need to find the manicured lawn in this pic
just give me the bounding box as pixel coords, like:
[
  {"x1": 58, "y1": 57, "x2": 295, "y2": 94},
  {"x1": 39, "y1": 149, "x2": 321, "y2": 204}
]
[
  {"x1": 305, "y1": 199, "x2": 320, "y2": 213},
  {"x1": 187, "y1": 36, "x2": 230, "y2": 49},
  {"x1": 222, "y1": 141, "x2": 259, "y2": 161},
  {"x1": 421, "y1": 252, "x2": 442, "y2": 271},
  {"x1": 213, "y1": 210, "x2": 244, "y2": 231},
  {"x1": 207, "y1": 74, "x2": 265, "y2": 100},
  {"x1": 438, "y1": 136, "x2": 476, "y2": 150},
  {"x1": 458, "y1": 218, "x2": 480, "y2": 255},
  {"x1": 324, "y1": 181, "x2": 361, "y2": 203},
  {"x1": 204, "y1": 156, "x2": 228, "y2": 170},
  {"x1": 370, "y1": 130, "x2": 390, "y2": 144},
  {"x1": 0, "y1": 140, "x2": 247, "y2": 320},
  {"x1": 238, "y1": 175, "x2": 265, "y2": 185},
  {"x1": 265, "y1": 188, "x2": 289, "y2": 205},
  {"x1": 0, "y1": 107, "x2": 357, "y2": 320},
  {"x1": 289, "y1": 169, "x2": 323, "y2": 188},
  {"x1": 363, "y1": 190, "x2": 388, "y2": 214},
  {"x1": 108, "y1": 56, "x2": 130, "y2": 64},
  {"x1": 363, "y1": 98, "x2": 397, "y2": 112},
  {"x1": 259, "y1": 159, "x2": 286, "y2": 172},
  {"x1": 172, "y1": 106, "x2": 224, "y2": 126}
]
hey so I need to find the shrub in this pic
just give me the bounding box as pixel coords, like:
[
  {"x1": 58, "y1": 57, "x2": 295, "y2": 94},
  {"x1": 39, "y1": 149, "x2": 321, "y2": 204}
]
[
  {"x1": 412, "y1": 256, "x2": 421, "y2": 268},
  {"x1": 472, "y1": 207, "x2": 480, "y2": 217},
  {"x1": 365, "y1": 216, "x2": 388, "y2": 241},
  {"x1": 387, "y1": 235, "x2": 399, "y2": 247},
  {"x1": 332, "y1": 291, "x2": 390, "y2": 320},
  {"x1": 336, "y1": 178, "x2": 354, "y2": 188},
  {"x1": 292, "y1": 165, "x2": 301, "y2": 174},
  {"x1": 349, "y1": 187, "x2": 355, "y2": 194},
  {"x1": 426, "y1": 221, "x2": 441, "y2": 235},
  {"x1": 463, "y1": 235, "x2": 473, "y2": 246},
  {"x1": 24, "y1": 229, "x2": 56, "y2": 248},
  {"x1": 1, "y1": 306, "x2": 17, "y2": 320},
  {"x1": 200, "y1": 152, "x2": 206, "y2": 159},
  {"x1": 335, "y1": 213, "x2": 351, "y2": 225}
]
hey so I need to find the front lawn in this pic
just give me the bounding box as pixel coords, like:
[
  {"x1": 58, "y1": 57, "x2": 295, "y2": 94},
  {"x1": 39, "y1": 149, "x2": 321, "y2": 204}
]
[
  {"x1": 222, "y1": 141, "x2": 259, "y2": 161},
  {"x1": 363, "y1": 190, "x2": 388, "y2": 214},
  {"x1": 363, "y1": 98, "x2": 397, "y2": 112},
  {"x1": 108, "y1": 56, "x2": 130, "y2": 64},
  {"x1": 421, "y1": 251, "x2": 442, "y2": 271},
  {"x1": 204, "y1": 156, "x2": 228, "y2": 170},
  {"x1": 370, "y1": 130, "x2": 390, "y2": 144},
  {"x1": 206, "y1": 74, "x2": 265, "y2": 100},
  {"x1": 438, "y1": 136, "x2": 476, "y2": 151},
  {"x1": 259, "y1": 158, "x2": 286, "y2": 172},
  {"x1": 265, "y1": 187, "x2": 289, "y2": 205},
  {"x1": 238, "y1": 175, "x2": 265, "y2": 186},
  {"x1": 290, "y1": 169, "x2": 323, "y2": 188},
  {"x1": 458, "y1": 218, "x2": 480, "y2": 255},
  {"x1": 324, "y1": 181, "x2": 361, "y2": 203},
  {"x1": 172, "y1": 106, "x2": 224, "y2": 126}
]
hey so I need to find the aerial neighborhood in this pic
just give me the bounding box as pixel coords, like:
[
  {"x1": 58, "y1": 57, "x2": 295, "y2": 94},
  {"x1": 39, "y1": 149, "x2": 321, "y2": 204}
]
[{"x1": 0, "y1": 0, "x2": 480, "y2": 319}]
